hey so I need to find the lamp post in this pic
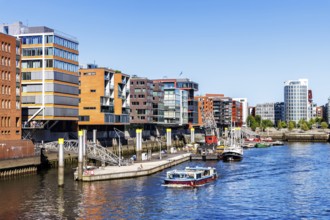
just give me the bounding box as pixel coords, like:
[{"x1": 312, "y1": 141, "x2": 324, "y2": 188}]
[{"x1": 114, "y1": 128, "x2": 124, "y2": 166}]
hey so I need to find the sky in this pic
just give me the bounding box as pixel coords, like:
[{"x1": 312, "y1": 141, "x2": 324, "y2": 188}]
[{"x1": 1, "y1": 0, "x2": 330, "y2": 105}]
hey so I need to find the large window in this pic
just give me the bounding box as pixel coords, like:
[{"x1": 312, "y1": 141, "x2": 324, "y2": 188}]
[
  {"x1": 22, "y1": 60, "x2": 42, "y2": 68},
  {"x1": 22, "y1": 48, "x2": 42, "y2": 56},
  {"x1": 21, "y1": 36, "x2": 42, "y2": 44},
  {"x1": 54, "y1": 48, "x2": 78, "y2": 61},
  {"x1": 54, "y1": 36, "x2": 78, "y2": 50},
  {"x1": 54, "y1": 60, "x2": 78, "y2": 72}
]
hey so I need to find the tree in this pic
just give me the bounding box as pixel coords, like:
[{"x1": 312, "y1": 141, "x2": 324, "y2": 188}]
[
  {"x1": 309, "y1": 118, "x2": 315, "y2": 126},
  {"x1": 321, "y1": 122, "x2": 328, "y2": 129},
  {"x1": 315, "y1": 117, "x2": 322, "y2": 124},
  {"x1": 281, "y1": 121, "x2": 287, "y2": 128},
  {"x1": 255, "y1": 115, "x2": 261, "y2": 127},
  {"x1": 298, "y1": 119, "x2": 306, "y2": 128},
  {"x1": 301, "y1": 122, "x2": 309, "y2": 131},
  {"x1": 288, "y1": 121, "x2": 295, "y2": 131},
  {"x1": 247, "y1": 115, "x2": 256, "y2": 127}
]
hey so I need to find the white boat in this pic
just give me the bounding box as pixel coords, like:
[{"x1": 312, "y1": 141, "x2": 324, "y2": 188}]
[
  {"x1": 164, "y1": 166, "x2": 218, "y2": 187},
  {"x1": 222, "y1": 127, "x2": 243, "y2": 162}
]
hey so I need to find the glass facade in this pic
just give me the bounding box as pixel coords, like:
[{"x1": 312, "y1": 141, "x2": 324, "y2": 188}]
[{"x1": 284, "y1": 79, "x2": 308, "y2": 123}]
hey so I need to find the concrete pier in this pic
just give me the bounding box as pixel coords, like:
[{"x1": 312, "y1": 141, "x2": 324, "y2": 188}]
[{"x1": 74, "y1": 153, "x2": 191, "y2": 182}]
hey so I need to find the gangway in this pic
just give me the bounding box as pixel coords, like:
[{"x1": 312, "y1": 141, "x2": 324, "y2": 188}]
[
  {"x1": 241, "y1": 127, "x2": 259, "y2": 138},
  {"x1": 40, "y1": 140, "x2": 131, "y2": 166}
]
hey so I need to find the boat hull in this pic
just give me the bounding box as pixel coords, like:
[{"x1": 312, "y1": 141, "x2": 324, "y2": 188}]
[
  {"x1": 222, "y1": 152, "x2": 243, "y2": 162},
  {"x1": 164, "y1": 175, "x2": 217, "y2": 187},
  {"x1": 255, "y1": 143, "x2": 270, "y2": 148}
]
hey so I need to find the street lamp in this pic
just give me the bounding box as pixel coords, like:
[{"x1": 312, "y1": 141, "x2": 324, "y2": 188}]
[{"x1": 114, "y1": 128, "x2": 124, "y2": 166}]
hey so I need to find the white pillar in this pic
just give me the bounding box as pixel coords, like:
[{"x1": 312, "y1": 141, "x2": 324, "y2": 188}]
[
  {"x1": 166, "y1": 128, "x2": 171, "y2": 153},
  {"x1": 190, "y1": 128, "x2": 195, "y2": 143},
  {"x1": 78, "y1": 130, "x2": 83, "y2": 181},
  {"x1": 136, "y1": 129, "x2": 142, "y2": 161},
  {"x1": 83, "y1": 130, "x2": 87, "y2": 167},
  {"x1": 58, "y1": 138, "x2": 64, "y2": 187},
  {"x1": 93, "y1": 129, "x2": 97, "y2": 144}
]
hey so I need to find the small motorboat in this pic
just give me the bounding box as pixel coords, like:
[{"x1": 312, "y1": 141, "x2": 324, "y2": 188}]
[{"x1": 163, "y1": 166, "x2": 218, "y2": 187}]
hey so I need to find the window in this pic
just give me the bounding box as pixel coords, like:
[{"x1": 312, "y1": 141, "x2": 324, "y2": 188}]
[
  {"x1": 83, "y1": 107, "x2": 96, "y2": 110},
  {"x1": 22, "y1": 72, "x2": 31, "y2": 80},
  {"x1": 21, "y1": 36, "x2": 43, "y2": 44},
  {"x1": 46, "y1": 59, "x2": 53, "y2": 67},
  {"x1": 83, "y1": 72, "x2": 96, "y2": 76},
  {"x1": 90, "y1": 90, "x2": 96, "y2": 92},
  {"x1": 79, "y1": 116, "x2": 90, "y2": 121}
]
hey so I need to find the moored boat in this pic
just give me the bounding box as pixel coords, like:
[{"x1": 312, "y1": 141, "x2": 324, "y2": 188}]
[
  {"x1": 222, "y1": 145, "x2": 243, "y2": 162},
  {"x1": 164, "y1": 167, "x2": 218, "y2": 187},
  {"x1": 255, "y1": 142, "x2": 271, "y2": 148},
  {"x1": 222, "y1": 127, "x2": 244, "y2": 162}
]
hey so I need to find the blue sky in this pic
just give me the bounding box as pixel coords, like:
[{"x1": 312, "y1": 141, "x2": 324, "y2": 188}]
[{"x1": 1, "y1": 0, "x2": 330, "y2": 105}]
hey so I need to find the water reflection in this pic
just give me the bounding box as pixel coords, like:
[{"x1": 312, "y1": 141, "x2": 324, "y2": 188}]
[{"x1": 1, "y1": 143, "x2": 330, "y2": 219}]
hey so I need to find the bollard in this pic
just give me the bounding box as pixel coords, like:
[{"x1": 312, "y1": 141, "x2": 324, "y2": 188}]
[
  {"x1": 78, "y1": 130, "x2": 83, "y2": 181},
  {"x1": 191, "y1": 128, "x2": 195, "y2": 144},
  {"x1": 58, "y1": 138, "x2": 64, "y2": 187},
  {"x1": 166, "y1": 128, "x2": 172, "y2": 153}
]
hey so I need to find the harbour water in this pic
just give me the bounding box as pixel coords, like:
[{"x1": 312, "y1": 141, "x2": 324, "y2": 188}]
[{"x1": 1, "y1": 142, "x2": 330, "y2": 219}]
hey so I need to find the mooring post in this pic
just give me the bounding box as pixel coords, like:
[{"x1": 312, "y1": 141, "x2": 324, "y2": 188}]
[
  {"x1": 166, "y1": 128, "x2": 171, "y2": 153},
  {"x1": 136, "y1": 129, "x2": 142, "y2": 161},
  {"x1": 93, "y1": 129, "x2": 97, "y2": 144},
  {"x1": 78, "y1": 130, "x2": 83, "y2": 181},
  {"x1": 191, "y1": 128, "x2": 195, "y2": 144},
  {"x1": 58, "y1": 138, "x2": 64, "y2": 187},
  {"x1": 83, "y1": 129, "x2": 87, "y2": 168}
]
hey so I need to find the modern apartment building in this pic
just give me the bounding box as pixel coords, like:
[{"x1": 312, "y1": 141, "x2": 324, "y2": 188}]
[
  {"x1": 284, "y1": 79, "x2": 309, "y2": 123},
  {"x1": 130, "y1": 76, "x2": 164, "y2": 124},
  {"x1": 0, "y1": 22, "x2": 80, "y2": 137},
  {"x1": 153, "y1": 79, "x2": 189, "y2": 126},
  {"x1": 152, "y1": 81, "x2": 165, "y2": 124},
  {"x1": 315, "y1": 106, "x2": 323, "y2": 119},
  {"x1": 274, "y1": 102, "x2": 285, "y2": 125},
  {"x1": 195, "y1": 94, "x2": 222, "y2": 127},
  {"x1": 0, "y1": 33, "x2": 22, "y2": 140},
  {"x1": 79, "y1": 65, "x2": 130, "y2": 129},
  {"x1": 196, "y1": 94, "x2": 242, "y2": 128},
  {"x1": 232, "y1": 99, "x2": 243, "y2": 127},
  {"x1": 175, "y1": 79, "x2": 199, "y2": 125},
  {"x1": 256, "y1": 103, "x2": 275, "y2": 124},
  {"x1": 233, "y1": 98, "x2": 248, "y2": 126}
]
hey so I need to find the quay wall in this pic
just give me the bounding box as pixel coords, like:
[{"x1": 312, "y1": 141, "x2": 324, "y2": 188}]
[{"x1": 261, "y1": 133, "x2": 329, "y2": 142}]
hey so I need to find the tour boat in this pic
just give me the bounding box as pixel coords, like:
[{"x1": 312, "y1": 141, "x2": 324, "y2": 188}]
[{"x1": 164, "y1": 167, "x2": 218, "y2": 187}]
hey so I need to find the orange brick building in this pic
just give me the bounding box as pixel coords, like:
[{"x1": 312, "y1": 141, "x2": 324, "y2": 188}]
[
  {"x1": 78, "y1": 65, "x2": 130, "y2": 129},
  {"x1": 195, "y1": 94, "x2": 243, "y2": 128},
  {"x1": 0, "y1": 33, "x2": 22, "y2": 140}
]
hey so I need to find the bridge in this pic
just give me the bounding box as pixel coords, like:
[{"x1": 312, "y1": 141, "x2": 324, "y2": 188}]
[{"x1": 39, "y1": 140, "x2": 132, "y2": 166}]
